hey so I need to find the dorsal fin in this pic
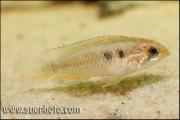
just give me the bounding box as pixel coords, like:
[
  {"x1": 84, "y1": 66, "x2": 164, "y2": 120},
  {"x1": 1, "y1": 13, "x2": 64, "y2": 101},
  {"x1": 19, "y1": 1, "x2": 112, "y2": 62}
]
[{"x1": 39, "y1": 35, "x2": 122, "y2": 61}]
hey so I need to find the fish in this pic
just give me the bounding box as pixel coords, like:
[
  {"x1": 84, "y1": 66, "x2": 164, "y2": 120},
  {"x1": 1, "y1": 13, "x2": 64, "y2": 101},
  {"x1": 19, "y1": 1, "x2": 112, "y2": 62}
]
[{"x1": 13, "y1": 35, "x2": 170, "y2": 88}]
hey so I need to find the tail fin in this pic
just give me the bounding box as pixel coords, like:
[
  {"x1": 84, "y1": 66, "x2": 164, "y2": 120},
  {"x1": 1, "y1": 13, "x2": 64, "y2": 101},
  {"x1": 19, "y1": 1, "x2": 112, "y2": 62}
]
[{"x1": 13, "y1": 57, "x2": 52, "y2": 87}]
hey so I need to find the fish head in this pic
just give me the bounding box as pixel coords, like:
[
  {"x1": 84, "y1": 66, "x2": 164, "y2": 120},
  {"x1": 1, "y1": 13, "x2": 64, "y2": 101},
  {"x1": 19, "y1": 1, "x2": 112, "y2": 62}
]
[{"x1": 131, "y1": 39, "x2": 170, "y2": 70}]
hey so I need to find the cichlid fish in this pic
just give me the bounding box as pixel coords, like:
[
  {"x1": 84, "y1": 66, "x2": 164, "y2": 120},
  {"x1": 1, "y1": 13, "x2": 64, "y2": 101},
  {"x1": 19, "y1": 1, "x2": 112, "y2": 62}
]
[{"x1": 14, "y1": 35, "x2": 170, "y2": 88}]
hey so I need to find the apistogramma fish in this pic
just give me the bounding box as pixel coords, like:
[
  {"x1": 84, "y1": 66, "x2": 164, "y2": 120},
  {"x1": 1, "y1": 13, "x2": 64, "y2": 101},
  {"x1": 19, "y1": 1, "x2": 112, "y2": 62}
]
[{"x1": 14, "y1": 35, "x2": 170, "y2": 88}]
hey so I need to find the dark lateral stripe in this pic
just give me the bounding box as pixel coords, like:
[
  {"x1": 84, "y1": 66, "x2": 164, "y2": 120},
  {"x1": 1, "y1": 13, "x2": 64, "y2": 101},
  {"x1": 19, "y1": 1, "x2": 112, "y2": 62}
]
[
  {"x1": 104, "y1": 51, "x2": 113, "y2": 60},
  {"x1": 119, "y1": 50, "x2": 124, "y2": 58}
]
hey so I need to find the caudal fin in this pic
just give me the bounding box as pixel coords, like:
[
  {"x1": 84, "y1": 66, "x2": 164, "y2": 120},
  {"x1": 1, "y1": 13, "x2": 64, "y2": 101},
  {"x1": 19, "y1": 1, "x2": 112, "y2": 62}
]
[{"x1": 13, "y1": 57, "x2": 52, "y2": 87}]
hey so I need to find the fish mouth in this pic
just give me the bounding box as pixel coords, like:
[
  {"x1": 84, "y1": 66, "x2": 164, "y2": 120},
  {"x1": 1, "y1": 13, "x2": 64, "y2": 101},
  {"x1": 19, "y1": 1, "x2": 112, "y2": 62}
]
[
  {"x1": 163, "y1": 50, "x2": 170, "y2": 56},
  {"x1": 160, "y1": 50, "x2": 170, "y2": 60}
]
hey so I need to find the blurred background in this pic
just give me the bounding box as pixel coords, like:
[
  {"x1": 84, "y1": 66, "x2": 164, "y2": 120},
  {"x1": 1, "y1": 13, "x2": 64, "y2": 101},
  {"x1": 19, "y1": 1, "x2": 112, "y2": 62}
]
[
  {"x1": 2, "y1": 1, "x2": 178, "y2": 57},
  {"x1": 1, "y1": 1, "x2": 179, "y2": 119}
]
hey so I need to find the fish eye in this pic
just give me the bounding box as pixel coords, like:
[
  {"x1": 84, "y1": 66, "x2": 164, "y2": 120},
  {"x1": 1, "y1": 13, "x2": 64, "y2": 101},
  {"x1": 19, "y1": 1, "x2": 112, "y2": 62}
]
[{"x1": 148, "y1": 46, "x2": 159, "y2": 56}]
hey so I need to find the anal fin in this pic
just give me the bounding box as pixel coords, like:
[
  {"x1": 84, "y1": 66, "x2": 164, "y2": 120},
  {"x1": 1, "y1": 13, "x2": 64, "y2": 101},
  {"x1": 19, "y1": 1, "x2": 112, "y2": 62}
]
[
  {"x1": 101, "y1": 75, "x2": 126, "y2": 89},
  {"x1": 50, "y1": 74, "x2": 90, "y2": 87}
]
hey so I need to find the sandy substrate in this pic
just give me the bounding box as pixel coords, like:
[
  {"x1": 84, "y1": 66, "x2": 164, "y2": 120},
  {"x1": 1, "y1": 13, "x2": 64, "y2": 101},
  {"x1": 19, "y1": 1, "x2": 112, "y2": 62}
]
[{"x1": 1, "y1": 2, "x2": 179, "y2": 119}]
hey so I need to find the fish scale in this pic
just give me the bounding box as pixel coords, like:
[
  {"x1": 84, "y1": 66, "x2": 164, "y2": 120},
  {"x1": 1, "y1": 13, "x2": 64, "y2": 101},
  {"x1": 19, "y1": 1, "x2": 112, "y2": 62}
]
[{"x1": 14, "y1": 35, "x2": 170, "y2": 88}]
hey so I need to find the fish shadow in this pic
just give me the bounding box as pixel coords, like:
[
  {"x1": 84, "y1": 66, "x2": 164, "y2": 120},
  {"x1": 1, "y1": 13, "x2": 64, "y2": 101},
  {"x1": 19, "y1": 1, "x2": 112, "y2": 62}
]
[{"x1": 30, "y1": 73, "x2": 167, "y2": 97}]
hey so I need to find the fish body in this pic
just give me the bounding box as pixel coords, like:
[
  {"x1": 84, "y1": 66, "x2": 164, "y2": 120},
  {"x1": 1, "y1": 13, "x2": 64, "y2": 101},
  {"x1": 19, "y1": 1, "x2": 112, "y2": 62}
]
[{"x1": 14, "y1": 35, "x2": 170, "y2": 87}]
